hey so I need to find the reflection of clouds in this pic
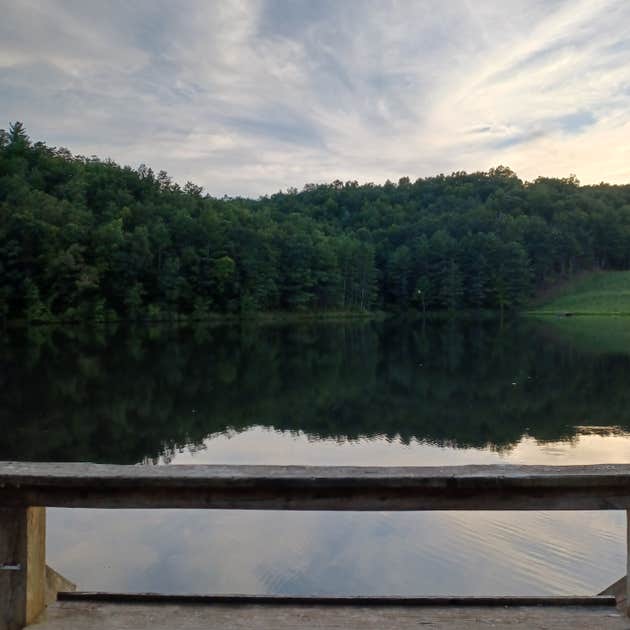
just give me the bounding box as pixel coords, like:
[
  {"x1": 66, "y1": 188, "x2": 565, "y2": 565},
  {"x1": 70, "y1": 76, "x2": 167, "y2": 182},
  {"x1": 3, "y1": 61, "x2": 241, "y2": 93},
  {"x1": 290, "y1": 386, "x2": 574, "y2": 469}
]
[
  {"x1": 162, "y1": 426, "x2": 630, "y2": 466},
  {"x1": 48, "y1": 509, "x2": 625, "y2": 597},
  {"x1": 163, "y1": 426, "x2": 504, "y2": 466},
  {"x1": 507, "y1": 433, "x2": 630, "y2": 465},
  {"x1": 47, "y1": 429, "x2": 629, "y2": 596},
  {"x1": 49, "y1": 510, "x2": 163, "y2": 591}
]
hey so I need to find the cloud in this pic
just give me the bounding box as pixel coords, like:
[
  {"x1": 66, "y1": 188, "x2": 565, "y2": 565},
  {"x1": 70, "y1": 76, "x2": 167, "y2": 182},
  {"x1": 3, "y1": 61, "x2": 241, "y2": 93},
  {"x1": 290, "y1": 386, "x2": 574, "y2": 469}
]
[
  {"x1": 554, "y1": 111, "x2": 597, "y2": 134},
  {"x1": 1, "y1": 0, "x2": 630, "y2": 196}
]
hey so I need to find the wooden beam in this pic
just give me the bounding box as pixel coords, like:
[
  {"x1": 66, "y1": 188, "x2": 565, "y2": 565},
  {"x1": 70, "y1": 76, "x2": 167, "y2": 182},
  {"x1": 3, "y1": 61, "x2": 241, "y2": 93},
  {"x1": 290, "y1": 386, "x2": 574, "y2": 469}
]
[
  {"x1": 0, "y1": 507, "x2": 46, "y2": 630},
  {"x1": 58, "y1": 591, "x2": 618, "y2": 607},
  {"x1": 597, "y1": 574, "x2": 625, "y2": 599},
  {"x1": 45, "y1": 566, "x2": 76, "y2": 605},
  {"x1": 33, "y1": 599, "x2": 630, "y2": 630},
  {"x1": 627, "y1": 509, "x2": 630, "y2": 616},
  {"x1": 1, "y1": 462, "x2": 630, "y2": 510}
]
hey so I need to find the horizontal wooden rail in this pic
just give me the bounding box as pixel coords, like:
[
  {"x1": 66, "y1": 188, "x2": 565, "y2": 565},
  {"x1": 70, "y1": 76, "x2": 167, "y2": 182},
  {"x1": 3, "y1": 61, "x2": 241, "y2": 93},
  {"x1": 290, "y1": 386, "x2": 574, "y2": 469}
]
[
  {"x1": 1, "y1": 462, "x2": 630, "y2": 510},
  {"x1": 1, "y1": 461, "x2": 630, "y2": 627}
]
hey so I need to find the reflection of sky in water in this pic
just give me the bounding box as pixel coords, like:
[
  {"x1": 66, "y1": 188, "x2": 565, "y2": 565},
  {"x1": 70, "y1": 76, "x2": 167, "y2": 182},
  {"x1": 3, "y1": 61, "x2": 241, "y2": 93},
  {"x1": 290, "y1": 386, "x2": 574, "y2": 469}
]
[{"x1": 48, "y1": 428, "x2": 629, "y2": 596}]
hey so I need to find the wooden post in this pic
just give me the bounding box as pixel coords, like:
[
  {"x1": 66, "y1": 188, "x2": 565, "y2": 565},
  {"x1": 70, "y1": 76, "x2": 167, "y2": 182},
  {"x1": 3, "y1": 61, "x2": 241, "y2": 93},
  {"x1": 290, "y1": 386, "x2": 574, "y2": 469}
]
[
  {"x1": 627, "y1": 509, "x2": 630, "y2": 616},
  {"x1": 0, "y1": 508, "x2": 46, "y2": 630}
]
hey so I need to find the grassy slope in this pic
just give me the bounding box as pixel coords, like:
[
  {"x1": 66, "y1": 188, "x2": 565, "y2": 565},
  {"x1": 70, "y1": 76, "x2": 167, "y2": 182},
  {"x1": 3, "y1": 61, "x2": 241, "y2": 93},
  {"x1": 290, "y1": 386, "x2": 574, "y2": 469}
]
[
  {"x1": 531, "y1": 271, "x2": 630, "y2": 315},
  {"x1": 536, "y1": 316, "x2": 630, "y2": 355}
]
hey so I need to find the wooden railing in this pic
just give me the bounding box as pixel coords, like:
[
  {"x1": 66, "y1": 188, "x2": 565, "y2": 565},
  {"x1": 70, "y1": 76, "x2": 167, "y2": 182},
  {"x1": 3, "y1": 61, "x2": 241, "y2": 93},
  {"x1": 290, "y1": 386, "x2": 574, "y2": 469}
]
[{"x1": 1, "y1": 462, "x2": 629, "y2": 628}]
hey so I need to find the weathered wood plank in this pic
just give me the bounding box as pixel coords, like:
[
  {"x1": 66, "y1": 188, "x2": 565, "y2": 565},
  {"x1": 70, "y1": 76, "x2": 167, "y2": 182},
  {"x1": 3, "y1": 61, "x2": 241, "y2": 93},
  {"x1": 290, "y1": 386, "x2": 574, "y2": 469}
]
[
  {"x1": 30, "y1": 600, "x2": 630, "y2": 630},
  {"x1": 45, "y1": 566, "x2": 76, "y2": 606},
  {"x1": 0, "y1": 507, "x2": 46, "y2": 630},
  {"x1": 1, "y1": 462, "x2": 630, "y2": 510},
  {"x1": 6, "y1": 462, "x2": 630, "y2": 483},
  {"x1": 598, "y1": 575, "x2": 625, "y2": 599}
]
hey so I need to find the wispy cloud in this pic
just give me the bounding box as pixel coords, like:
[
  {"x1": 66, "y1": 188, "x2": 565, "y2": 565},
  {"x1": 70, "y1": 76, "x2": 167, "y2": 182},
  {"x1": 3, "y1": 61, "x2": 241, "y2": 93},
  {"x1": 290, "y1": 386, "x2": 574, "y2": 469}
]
[{"x1": 1, "y1": 0, "x2": 630, "y2": 195}]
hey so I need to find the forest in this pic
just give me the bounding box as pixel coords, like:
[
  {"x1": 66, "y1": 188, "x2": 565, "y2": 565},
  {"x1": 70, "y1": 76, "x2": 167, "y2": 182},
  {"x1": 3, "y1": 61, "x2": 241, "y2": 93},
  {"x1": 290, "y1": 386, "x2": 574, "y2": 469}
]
[{"x1": 2, "y1": 122, "x2": 630, "y2": 322}]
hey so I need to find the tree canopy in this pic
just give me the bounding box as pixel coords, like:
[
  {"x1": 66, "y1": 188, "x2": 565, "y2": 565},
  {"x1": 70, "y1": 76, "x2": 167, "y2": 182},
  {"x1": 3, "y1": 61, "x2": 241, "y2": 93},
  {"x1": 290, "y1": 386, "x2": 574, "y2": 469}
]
[{"x1": 2, "y1": 124, "x2": 630, "y2": 321}]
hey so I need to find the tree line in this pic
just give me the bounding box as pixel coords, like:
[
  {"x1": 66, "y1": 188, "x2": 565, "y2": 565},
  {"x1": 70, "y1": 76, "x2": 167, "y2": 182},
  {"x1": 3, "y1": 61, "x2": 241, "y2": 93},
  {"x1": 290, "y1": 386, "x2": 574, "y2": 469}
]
[{"x1": 2, "y1": 122, "x2": 630, "y2": 321}]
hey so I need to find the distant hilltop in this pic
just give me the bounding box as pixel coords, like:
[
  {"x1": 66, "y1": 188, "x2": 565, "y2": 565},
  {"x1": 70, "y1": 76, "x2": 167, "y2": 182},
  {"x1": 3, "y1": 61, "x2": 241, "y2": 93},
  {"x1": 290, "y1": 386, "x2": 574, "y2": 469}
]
[{"x1": 2, "y1": 123, "x2": 630, "y2": 323}]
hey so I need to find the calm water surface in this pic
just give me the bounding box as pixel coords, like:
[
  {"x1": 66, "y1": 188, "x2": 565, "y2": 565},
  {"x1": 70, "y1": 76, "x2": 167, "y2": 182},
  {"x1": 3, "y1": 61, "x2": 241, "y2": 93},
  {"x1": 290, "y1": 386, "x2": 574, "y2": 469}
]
[{"x1": 2, "y1": 318, "x2": 630, "y2": 596}]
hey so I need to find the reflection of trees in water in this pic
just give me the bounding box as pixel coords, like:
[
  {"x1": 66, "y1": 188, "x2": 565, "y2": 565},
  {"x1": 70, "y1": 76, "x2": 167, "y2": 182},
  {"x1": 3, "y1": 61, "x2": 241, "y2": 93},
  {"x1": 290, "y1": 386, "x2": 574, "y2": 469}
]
[{"x1": 2, "y1": 320, "x2": 630, "y2": 464}]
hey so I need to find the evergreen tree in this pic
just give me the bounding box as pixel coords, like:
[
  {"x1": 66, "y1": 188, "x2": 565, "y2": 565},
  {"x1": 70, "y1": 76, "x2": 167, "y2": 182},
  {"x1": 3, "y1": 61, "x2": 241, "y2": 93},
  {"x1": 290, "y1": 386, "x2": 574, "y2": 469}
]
[{"x1": 1, "y1": 123, "x2": 629, "y2": 321}]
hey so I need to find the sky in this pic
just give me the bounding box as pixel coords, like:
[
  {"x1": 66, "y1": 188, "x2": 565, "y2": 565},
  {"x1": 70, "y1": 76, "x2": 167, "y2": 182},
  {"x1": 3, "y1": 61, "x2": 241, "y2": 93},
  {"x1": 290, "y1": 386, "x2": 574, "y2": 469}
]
[{"x1": 2, "y1": 0, "x2": 630, "y2": 197}]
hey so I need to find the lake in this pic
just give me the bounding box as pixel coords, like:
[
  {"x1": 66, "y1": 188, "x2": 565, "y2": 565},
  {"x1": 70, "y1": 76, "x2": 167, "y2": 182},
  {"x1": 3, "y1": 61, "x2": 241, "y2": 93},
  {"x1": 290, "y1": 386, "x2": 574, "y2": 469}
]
[{"x1": 2, "y1": 317, "x2": 630, "y2": 596}]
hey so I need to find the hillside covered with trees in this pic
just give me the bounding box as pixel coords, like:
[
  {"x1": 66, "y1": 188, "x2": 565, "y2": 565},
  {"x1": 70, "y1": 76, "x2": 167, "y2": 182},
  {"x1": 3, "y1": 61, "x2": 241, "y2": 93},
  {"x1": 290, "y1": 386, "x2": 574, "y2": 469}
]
[{"x1": 2, "y1": 122, "x2": 630, "y2": 322}]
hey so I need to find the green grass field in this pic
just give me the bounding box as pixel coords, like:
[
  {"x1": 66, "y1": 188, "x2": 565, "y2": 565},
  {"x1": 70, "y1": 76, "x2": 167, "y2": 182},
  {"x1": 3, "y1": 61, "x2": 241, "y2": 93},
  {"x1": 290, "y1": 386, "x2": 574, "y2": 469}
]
[
  {"x1": 536, "y1": 316, "x2": 630, "y2": 355},
  {"x1": 531, "y1": 271, "x2": 630, "y2": 315}
]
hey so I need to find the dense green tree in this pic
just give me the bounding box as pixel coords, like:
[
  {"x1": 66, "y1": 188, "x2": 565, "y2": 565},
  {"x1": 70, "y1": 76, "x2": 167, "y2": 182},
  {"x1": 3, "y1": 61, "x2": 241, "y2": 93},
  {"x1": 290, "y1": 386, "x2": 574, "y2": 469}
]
[
  {"x1": 125, "y1": 283, "x2": 145, "y2": 320},
  {"x1": 3, "y1": 124, "x2": 630, "y2": 321},
  {"x1": 387, "y1": 245, "x2": 412, "y2": 306},
  {"x1": 439, "y1": 260, "x2": 464, "y2": 311},
  {"x1": 23, "y1": 278, "x2": 50, "y2": 322}
]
